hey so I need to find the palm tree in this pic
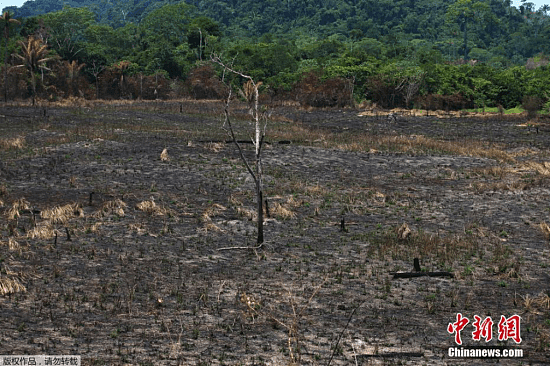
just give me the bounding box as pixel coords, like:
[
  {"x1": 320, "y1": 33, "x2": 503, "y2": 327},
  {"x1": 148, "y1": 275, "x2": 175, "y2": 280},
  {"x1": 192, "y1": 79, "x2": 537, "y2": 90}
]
[
  {"x1": 66, "y1": 60, "x2": 85, "y2": 97},
  {"x1": 13, "y1": 36, "x2": 55, "y2": 105},
  {"x1": 0, "y1": 11, "x2": 20, "y2": 102}
]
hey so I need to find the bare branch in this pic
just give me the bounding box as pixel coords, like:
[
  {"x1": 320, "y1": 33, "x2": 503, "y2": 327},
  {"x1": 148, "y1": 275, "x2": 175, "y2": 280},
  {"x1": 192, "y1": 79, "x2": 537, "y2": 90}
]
[
  {"x1": 222, "y1": 89, "x2": 258, "y2": 184},
  {"x1": 217, "y1": 243, "x2": 263, "y2": 251},
  {"x1": 211, "y1": 54, "x2": 254, "y2": 85}
]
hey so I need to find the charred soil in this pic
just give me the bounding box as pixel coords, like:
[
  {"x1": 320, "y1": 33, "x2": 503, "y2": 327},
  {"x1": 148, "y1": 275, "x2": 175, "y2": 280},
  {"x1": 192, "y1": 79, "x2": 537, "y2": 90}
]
[{"x1": 1, "y1": 101, "x2": 549, "y2": 365}]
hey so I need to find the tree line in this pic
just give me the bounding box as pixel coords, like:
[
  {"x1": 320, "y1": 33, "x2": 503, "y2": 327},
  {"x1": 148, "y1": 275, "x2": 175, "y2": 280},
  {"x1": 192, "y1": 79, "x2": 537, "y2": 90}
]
[{"x1": 0, "y1": 0, "x2": 549, "y2": 111}]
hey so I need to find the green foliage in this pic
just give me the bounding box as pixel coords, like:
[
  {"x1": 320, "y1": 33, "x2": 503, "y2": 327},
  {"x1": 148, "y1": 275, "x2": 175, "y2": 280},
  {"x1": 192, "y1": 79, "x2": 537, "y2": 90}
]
[
  {"x1": 0, "y1": 0, "x2": 549, "y2": 109},
  {"x1": 41, "y1": 7, "x2": 95, "y2": 60},
  {"x1": 225, "y1": 41, "x2": 298, "y2": 85}
]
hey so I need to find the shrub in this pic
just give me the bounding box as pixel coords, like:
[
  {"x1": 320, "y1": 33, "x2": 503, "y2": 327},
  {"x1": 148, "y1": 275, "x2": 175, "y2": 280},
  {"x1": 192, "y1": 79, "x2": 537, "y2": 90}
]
[
  {"x1": 365, "y1": 75, "x2": 402, "y2": 109},
  {"x1": 522, "y1": 95, "x2": 542, "y2": 119},
  {"x1": 185, "y1": 64, "x2": 228, "y2": 99},
  {"x1": 294, "y1": 71, "x2": 353, "y2": 108}
]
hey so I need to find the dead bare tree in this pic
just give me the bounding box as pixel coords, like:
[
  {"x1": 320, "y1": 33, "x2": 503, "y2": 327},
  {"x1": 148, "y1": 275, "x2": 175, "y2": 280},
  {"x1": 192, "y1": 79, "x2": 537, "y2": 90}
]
[
  {"x1": 395, "y1": 71, "x2": 425, "y2": 109},
  {"x1": 211, "y1": 54, "x2": 267, "y2": 245},
  {"x1": 90, "y1": 60, "x2": 104, "y2": 100}
]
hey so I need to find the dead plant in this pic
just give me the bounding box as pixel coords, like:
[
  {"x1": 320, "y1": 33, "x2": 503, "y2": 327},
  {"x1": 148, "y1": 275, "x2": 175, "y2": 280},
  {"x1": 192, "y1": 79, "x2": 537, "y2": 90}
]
[
  {"x1": 204, "y1": 142, "x2": 224, "y2": 153},
  {"x1": 536, "y1": 292, "x2": 550, "y2": 309},
  {"x1": 0, "y1": 276, "x2": 26, "y2": 295},
  {"x1": 7, "y1": 237, "x2": 20, "y2": 251},
  {"x1": 212, "y1": 54, "x2": 267, "y2": 244},
  {"x1": 198, "y1": 203, "x2": 227, "y2": 232},
  {"x1": 136, "y1": 199, "x2": 172, "y2": 216},
  {"x1": 271, "y1": 201, "x2": 296, "y2": 220},
  {"x1": 27, "y1": 222, "x2": 55, "y2": 239},
  {"x1": 228, "y1": 193, "x2": 243, "y2": 207},
  {"x1": 68, "y1": 176, "x2": 78, "y2": 187},
  {"x1": 5, "y1": 197, "x2": 30, "y2": 220},
  {"x1": 522, "y1": 294, "x2": 537, "y2": 313},
  {"x1": 236, "y1": 206, "x2": 255, "y2": 220},
  {"x1": 397, "y1": 222, "x2": 412, "y2": 240},
  {"x1": 160, "y1": 148, "x2": 170, "y2": 162},
  {"x1": 0, "y1": 136, "x2": 25, "y2": 150},
  {"x1": 539, "y1": 222, "x2": 550, "y2": 240},
  {"x1": 519, "y1": 161, "x2": 550, "y2": 176},
  {"x1": 1, "y1": 237, "x2": 21, "y2": 251},
  {"x1": 93, "y1": 198, "x2": 127, "y2": 218},
  {"x1": 41, "y1": 203, "x2": 83, "y2": 224},
  {"x1": 200, "y1": 203, "x2": 226, "y2": 223}
]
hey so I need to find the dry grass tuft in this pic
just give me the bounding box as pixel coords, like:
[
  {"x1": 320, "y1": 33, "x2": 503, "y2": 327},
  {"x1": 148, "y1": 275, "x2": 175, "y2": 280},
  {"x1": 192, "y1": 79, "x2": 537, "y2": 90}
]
[
  {"x1": 228, "y1": 194, "x2": 243, "y2": 207},
  {"x1": 1, "y1": 237, "x2": 21, "y2": 251},
  {"x1": 518, "y1": 161, "x2": 550, "y2": 176},
  {"x1": 285, "y1": 196, "x2": 302, "y2": 208},
  {"x1": 27, "y1": 222, "x2": 56, "y2": 239},
  {"x1": 5, "y1": 198, "x2": 31, "y2": 220},
  {"x1": 273, "y1": 123, "x2": 515, "y2": 162},
  {"x1": 0, "y1": 277, "x2": 26, "y2": 295},
  {"x1": 0, "y1": 136, "x2": 25, "y2": 150},
  {"x1": 103, "y1": 198, "x2": 127, "y2": 210},
  {"x1": 372, "y1": 191, "x2": 387, "y2": 205},
  {"x1": 237, "y1": 206, "x2": 255, "y2": 220},
  {"x1": 128, "y1": 223, "x2": 147, "y2": 235},
  {"x1": 160, "y1": 148, "x2": 170, "y2": 161},
  {"x1": 271, "y1": 202, "x2": 296, "y2": 220},
  {"x1": 201, "y1": 203, "x2": 227, "y2": 223},
  {"x1": 202, "y1": 222, "x2": 224, "y2": 233},
  {"x1": 90, "y1": 222, "x2": 102, "y2": 232},
  {"x1": 539, "y1": 222, "x2": 550, "y2": 240},
  {"x1": 471, "y1": 166, "x2": 511, "y2": 178},
  {"x1": 136, "y1": 200, "x2": 157, "y2": 214},
  {"x1": 204, "y1": 142, "x2": 224, "y2": 153},
  {"x1": 378, "y1": 135, "x2": 514, "y2": 162},
  {"x1": 535, "y1": 292, "x2": 550, "y2": 309},
  {"x1": 471, "y1": 180, "x2": 530, "y2": 192},
  {"x1": 522, "y1": 294, "x2": 538, "y2": 313},
  {"x1": 136, "y1": 199, "x2": 174, "y2": 216},
  {"x1": 397, "y1": 222, "x2": 412, "y2": 240},
  {"x1": 41, "y1": 203, "x2": 83, "y2": 224},
  {"x1": 303, "y1": 184, "x2": 328, "y2": 197},
  {"x1": 371, "y1": 226, "x2": 482, "y2": 266},
  {"x1": 197, "y1": 203, "x2": 227, "y2": 233},
  {"x1": 503, "y1": 265, "x2": 520, "y2": 279},
  {"x1": 8, "y1": 237, "x2": 20, "y2": 251},
  {"x1": 93, "y1": 199, "x2": 127, "y2": 218},
  {"x1": 51, "y1": 96, "x2": 97, "y2": 108}
]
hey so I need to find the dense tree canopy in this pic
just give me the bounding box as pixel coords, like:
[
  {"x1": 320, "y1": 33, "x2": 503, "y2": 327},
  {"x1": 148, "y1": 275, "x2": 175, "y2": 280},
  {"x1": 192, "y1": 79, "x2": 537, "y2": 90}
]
[{"x1": 0, "y1": 0, "x2": 548, "y2": 109}]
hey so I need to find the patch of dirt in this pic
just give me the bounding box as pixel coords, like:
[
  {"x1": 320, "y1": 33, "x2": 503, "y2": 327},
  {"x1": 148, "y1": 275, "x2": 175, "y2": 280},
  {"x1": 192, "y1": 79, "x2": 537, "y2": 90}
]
[{"x1": 0, "y1": 102, "x2": 549, "y2": 365}]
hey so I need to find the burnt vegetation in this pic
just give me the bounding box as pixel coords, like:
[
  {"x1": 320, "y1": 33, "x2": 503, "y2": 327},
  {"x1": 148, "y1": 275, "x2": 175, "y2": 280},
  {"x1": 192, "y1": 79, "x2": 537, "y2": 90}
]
[{"x1": 0, "y1": 100, "x2": 550, "y2": 364}]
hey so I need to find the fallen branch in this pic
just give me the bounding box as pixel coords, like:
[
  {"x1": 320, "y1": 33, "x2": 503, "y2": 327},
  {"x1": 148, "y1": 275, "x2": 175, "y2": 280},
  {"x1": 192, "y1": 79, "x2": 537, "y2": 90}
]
[
  {"x1": 327, "y1": 301, "x2": 363, "y2": 366},
  {"x1": 217, "y1": 244, "x2": 263, "y2": 251},
  {"x1": 391, "y1": 271, "x2": 454, "y2": 279},
  {"x1": 356, "y1": 352, "x2": 424, "y2": 358}
]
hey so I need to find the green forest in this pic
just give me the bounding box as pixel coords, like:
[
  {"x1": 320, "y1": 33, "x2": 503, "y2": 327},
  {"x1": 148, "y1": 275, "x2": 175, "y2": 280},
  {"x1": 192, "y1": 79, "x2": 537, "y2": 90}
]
[{"x1": 1, "y1": 0, "x2": 550, "y2": 110}]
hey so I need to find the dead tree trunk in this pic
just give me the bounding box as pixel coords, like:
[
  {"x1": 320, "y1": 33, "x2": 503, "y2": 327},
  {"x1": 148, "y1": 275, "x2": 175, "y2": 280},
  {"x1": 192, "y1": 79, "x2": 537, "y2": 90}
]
[{"x1": 212, "y1": 55, "x2": 266, "y2": 245}]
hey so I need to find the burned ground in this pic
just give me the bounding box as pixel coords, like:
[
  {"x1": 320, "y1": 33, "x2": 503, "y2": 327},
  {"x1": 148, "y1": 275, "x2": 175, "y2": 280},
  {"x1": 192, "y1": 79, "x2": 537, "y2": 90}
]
[{"x1": 0, "y1": 101, "x2": 549, "y2": 365}]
